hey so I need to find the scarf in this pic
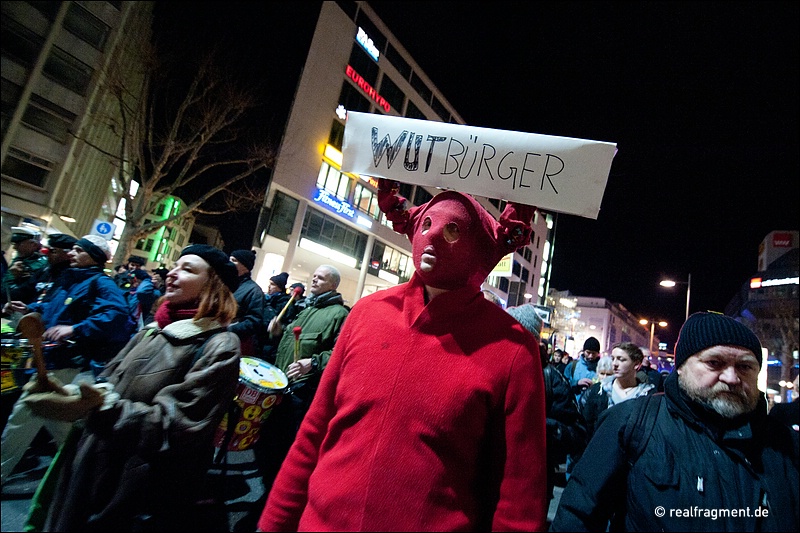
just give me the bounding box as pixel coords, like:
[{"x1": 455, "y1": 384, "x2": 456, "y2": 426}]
[{"x1": 154, "y1": 300, "x2": 199, "y2": 329}]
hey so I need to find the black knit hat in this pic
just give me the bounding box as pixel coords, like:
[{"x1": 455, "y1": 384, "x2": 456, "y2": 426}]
[
  {"x1": 179, "y1": 244, "x2": 239, "y2": 293},
  {"x1": 583, "y1": 337, "x2": 601, "y2": 352},
  {"x1": 674, "y1": 312, "x2": 763, "y2": 368},
  {"x1": 270, "y1": 272, "x2": 289, "y2": 291},
  {"x1": 231, "y1": 249, "x2": 256, "y2": 272},
  {"x1": 47, "y1": 233, "x2": 78, "y2": 249},
  {"x1": 127, "y1": 255, "x2": 146, "y2": 266}
]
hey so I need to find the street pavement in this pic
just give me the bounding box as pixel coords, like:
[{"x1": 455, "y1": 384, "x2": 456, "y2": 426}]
[
  {"x1": 2, "y1": 430, "x2": 564, "y2": 531},
  {"x1": 1, "y1": 429, "x2": 267, "y2": 532}
]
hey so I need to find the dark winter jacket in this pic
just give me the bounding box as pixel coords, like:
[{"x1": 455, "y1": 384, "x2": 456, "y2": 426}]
[
  {"x1": 580, "y1": 375, "x2": 655, "y2": 438},
  {"x1": 543, "y1": 364, "x2": 587, "y2": 499},
  {"x1": 273, "y1": 290, "x2": 348, "y2": 397},
  {"x1": 27, "y1": 266, "x2": 134, "y2": 369},
  {"x1": 228, "y1": 274, "x2": 269, "y2": 355},
  {"x1": 44, "y1": 318, "x2": 241, "y2": 531},
  {"x1": 551, "y1": 371, "x2": 799, "y2": 532}
]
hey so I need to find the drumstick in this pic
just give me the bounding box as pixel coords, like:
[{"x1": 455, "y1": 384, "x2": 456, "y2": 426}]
[
  {"x1": 276, "y1": 286, "x2": 304, "y2": 324},
  {"x1": 292, "y1": 327, "x2": 302, "y2": 364}
]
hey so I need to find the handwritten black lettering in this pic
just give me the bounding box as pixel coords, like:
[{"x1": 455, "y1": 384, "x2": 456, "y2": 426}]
[{"x1": 371, "y1": 128, "x2": 407, "y2": 168}]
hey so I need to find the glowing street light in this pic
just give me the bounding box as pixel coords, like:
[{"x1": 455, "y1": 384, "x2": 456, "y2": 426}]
[
  {"x1": 639, "y1": 318, "x2": 668, "y2": 354},
  {"x1": 660, "y1": 273, "x2": 692, "y2": 322}
]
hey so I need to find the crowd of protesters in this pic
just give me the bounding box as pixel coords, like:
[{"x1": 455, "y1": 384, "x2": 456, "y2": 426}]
[{"x1": 1, "y1": 218, "x2": 798, "y2": 532}]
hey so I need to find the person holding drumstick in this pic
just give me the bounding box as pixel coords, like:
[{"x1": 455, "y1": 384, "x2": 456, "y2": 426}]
[
  {"x1": 20, "y1": 244, "x2": 241, "y2": 531},
  {"x1": 258, "y1": 182, "x2": 547, "y2": 532}
]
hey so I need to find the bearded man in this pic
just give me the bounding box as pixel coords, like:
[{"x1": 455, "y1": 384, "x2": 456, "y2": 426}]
[
  {"x1": 552, "y1": 311, "x2": 799, "y2": 532},
  {"x1": 259, "y1": 182, "x2": 547, "y2": 532}
]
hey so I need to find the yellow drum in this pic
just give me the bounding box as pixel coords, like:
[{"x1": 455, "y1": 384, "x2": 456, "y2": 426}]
[
  {"x1": 1, "y1": 338, "x2": 32, "y2": 395},
  {"x1": 214, "y1": 357, "x2": 288, "y2": 451}
]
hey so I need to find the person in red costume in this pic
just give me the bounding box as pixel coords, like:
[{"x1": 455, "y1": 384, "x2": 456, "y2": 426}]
[{"x1": 258, "y1": 180, "x2": 547, "y2": 532}]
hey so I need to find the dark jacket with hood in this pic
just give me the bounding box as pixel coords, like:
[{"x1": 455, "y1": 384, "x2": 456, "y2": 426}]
[{"x1": 551, "y1": 371, "x2": 799, "y2": 532}]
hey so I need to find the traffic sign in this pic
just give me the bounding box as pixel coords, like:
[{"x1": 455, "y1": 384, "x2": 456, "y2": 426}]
[{"x1": 90, "y1": 219, "x2": 116, "y2": 240}]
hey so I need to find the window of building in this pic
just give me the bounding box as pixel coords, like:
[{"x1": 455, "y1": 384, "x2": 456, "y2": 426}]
[
  {"x1": 412, "y1": 186, "x2": 433, "y2": 207},
  {"x1": 2, "y1": 17, "x2": 43, "y2": 67},
  {"x1": 507, "y1": 281, "x2": 526, "y2": 307},
  {"x1": 335, "y1": 0, "x2": 357, "y2": 20},
  {"x1": 135, "y1": 239, "x2": 145, "y2": 250},
  {"x1": 316, "y1": 162, "x2": 350, "y2": 200},
  {"x1": 25, "y1": 1, "x2": 61, "y2": 20},
  {"x1": 409, "y1": 71, "x2": 432, "y2": 106},
  {"x1": 264, "y1": 191, "x2": 300, "y2": 242},
  {"x1": 431, "y1": 95, "x2": 450, "y2": 122},
  {"x1": 44, "y1": 47, "x2": 93, "y2": 95},
  {"x1": 404, "y1": 99, "x2": 425, "y2": 120},
  {"x1": 301, "y1": 209, "x2": 367, "y2": 267},
  {"x1": 144, "y1": 238, "x2": 154, "y2": 252},
  {"x1": 368, "y1": 241, "x2": 413, "y2": 283},
  {"x1": 521, "y1": 266, "x2": 530, "y2": 284},
  {"x1": 348, "y1": 44, "x2": 379, "y2": 86},
  {"x1": 353, "y1": 10, "x2": 387, "y2": 57},
  {"x1": 64, "y1": 3, "x2": 110, "y2": 51},
  {"x1": 3, "y1": 147, "x2": 52, "y2": 187},
  {"x1": 329, "y1": 120, "x2": 345, "y2": 150},
  {"x1": 155, "y1": 204, "x2": 166, "y2": 216},
  {"x1": 353, "y1": 182, "x2": 381, "y2": 220},
  {"x1": 22, "y1": 94, "x2": 76, "y2": 142},
  {"x1": 378, "y1": 74, "x2": 404, "y2": 112},
  {"x1": 384, "y1": 42, "x2": 412, "y2": 80},
  {"x1": 499, "y1": 277, "x2": 510, "y2": 293},
  {"x1": 339, "y1": 81, "x2": 372, "y2": 114}
]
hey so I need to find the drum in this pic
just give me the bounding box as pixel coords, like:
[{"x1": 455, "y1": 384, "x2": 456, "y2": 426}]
[
  {"x1": 1, "y1": 338, "x2": 32, "y2": 395},
  {"x1": 214, "y1": 357, "x2": 288, "y2": 451}
]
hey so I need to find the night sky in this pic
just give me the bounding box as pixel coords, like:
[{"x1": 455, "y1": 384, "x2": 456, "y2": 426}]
[{"x1": 155, "y1": 2, "x2": 799, "y2": 347}]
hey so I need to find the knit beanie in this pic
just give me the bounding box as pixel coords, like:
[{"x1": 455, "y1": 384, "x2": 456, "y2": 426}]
[
  {"x1": 47, "y1": 233, "x2": 78, "y2": 250},
  {"x1": 270, "y1": 272, "x2": 289, "y2": 291},
  {"x1": 583, "y1": 336, "x2": 601, "y2": 352},
  {"x1": 231, "y1": 249, "x2": 256, "y2": 272},
  {"x1": 506, "y1": 304, "x2": 543, "y2": 339},
  {"x1": 127, "y1": 255, "x2": 146, "y2": 266},
  {"x1": 76, "y1": 235, "x2": 111, "y2": 265},
  {"x1": 179, "y1": 244, "x2": 239, "y2": 293},
  {"x1": 674, "y1": 312, "x2": 763, "y2": 368}
]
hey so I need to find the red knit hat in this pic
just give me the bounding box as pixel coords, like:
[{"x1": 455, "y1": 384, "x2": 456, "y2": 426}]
[{"x1": 377, "y1": 180, "x2": 536, "y2": 290}]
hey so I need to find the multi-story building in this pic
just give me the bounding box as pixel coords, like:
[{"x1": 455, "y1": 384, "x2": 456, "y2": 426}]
[
  {"x1": 544, "y1": 290, "x2": 670, "y2": 369},
  {"x1": 1, "y1": 1, "x2": 153, "y2": 250},
  {"x1": 726, "y1": 230, "x2": 799, "y2": 402},
  {"x1": 252, "y1": 1, "x2": 554, "y2": 306},
  {"x1": 125, "y1": 194, "x2": 193, "y2": 270}
]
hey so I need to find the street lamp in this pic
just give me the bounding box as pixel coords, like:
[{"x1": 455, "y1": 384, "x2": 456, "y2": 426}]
[
  {"x1": 639, "y1": 318, "x2": 668, "y2": 354},
  {"x1": 660, "y1": 273, "x2": 692, "y2": 322}
]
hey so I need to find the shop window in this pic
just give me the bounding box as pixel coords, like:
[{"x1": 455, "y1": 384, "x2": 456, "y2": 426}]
[
  {"x1": 353, "y1": 182, "x2": 381, "y2": 220},
  {"x1": 301, "y1": 209, "x2": 367, "y2": 267}
]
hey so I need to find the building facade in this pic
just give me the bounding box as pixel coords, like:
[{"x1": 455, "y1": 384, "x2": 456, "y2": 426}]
[
  {"x1": 1, "y1": 1, "x2": 154, "y2": 252},
  {"x1": 252, "y1": 1, "x2": 554, "y2": 306}
]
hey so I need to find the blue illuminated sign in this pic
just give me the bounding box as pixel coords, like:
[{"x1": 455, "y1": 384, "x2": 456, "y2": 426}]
[
  {"x1": 356, "y1": 27, "x2": 380, "y2": 62},
  {"x1": 313, "y1": 189, "x2": 356, "y2": 219}
]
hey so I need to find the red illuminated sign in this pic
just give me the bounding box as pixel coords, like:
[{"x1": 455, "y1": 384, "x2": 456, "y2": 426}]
[
  {"x1": 773, "y1": 232, "x2": 793, "y2": 247},
  {"x1": 345, "y1": 65, "x2": 391, "y2": 113}
]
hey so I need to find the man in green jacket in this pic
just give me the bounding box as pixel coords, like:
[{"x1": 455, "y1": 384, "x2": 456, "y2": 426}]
[{"x1": 253, "y1": 264, "x2": 349, "y2": 501}]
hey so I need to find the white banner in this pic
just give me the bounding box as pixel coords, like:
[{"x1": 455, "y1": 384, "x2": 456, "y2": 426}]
[{"x1": 341, "y1": 112, "x2": 617, "y2": 219}]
